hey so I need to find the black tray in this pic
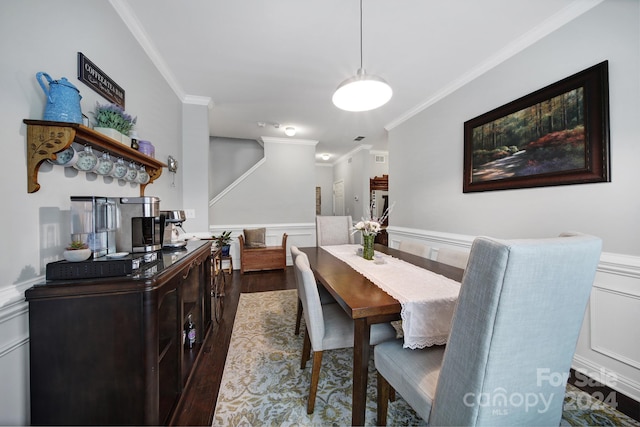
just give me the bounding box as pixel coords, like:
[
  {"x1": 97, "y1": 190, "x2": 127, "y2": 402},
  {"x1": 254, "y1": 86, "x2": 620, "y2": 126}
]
[{"x1": 46, "y1": 257, "x2": 133, "y2": 280}]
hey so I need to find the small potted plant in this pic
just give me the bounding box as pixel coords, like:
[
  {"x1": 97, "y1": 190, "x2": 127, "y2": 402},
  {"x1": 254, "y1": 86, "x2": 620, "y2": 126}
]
[
  {"x1": 63, "y1": 241, "x2": 92, "y2": 262},
  {"x1": 92, "y1": 102, "x2": 137, "y2": 144},
  {"x1": 212, "y1": 231, "x2": 233, "y2": 257}
]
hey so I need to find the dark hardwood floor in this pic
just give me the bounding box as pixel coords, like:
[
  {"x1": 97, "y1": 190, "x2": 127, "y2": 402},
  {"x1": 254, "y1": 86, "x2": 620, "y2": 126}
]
[
  {"x1": 170, "y1": 267, "x2": 297, "y2": 426},
  {"x1": 171, "y1": 266, "x2": 640, "y2": 426}
]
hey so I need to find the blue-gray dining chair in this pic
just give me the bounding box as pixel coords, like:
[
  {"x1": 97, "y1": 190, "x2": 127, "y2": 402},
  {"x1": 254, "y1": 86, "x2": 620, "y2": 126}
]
[{"x1": 375, "y1": 233, "x2": 602, "y2": 426}]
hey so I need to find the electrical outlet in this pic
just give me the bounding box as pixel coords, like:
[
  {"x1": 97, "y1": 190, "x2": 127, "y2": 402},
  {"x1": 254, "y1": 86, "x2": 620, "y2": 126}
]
[{"x1": 184, "y1": 209, "x2": 196, "y2": 219}]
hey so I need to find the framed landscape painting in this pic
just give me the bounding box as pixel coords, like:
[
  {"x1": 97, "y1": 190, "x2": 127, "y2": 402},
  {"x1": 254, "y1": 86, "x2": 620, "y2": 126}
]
[{"x1": 463, "y1": 61, "x2": 610, "y2": 193}]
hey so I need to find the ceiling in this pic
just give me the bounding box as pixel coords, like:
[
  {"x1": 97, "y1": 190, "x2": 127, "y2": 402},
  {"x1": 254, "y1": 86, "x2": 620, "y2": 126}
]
[{"x1": 115, "y1": 0, "x2": 600, "y2": 161}]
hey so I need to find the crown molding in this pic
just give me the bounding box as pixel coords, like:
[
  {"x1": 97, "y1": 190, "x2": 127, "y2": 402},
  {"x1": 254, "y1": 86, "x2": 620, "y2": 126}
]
[
  {"x1": 335, "y1": 144, "x2": 373, "y2": 164},
  {"x1": 385, "y1": 0, "x2": 605, "y2": 131},
  {"x1": 110, "y1": 0, "x2": 214, "y2": 106},
  {"x1": 183, "y1": 95, "x2": 214, "y2": 109},
  {"x1": 260, "y1": 136, "x2": 319, "y2": 146}
]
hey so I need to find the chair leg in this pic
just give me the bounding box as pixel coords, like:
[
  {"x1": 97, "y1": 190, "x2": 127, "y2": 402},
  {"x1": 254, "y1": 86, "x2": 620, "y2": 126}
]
[
  {"x1": 307, "y1": 351, "x2": 323, "y2": 414},
  {"x1": 301, "y1": 327, "x2": 311, "y2": 369},
  {"x1": 377, "y1": 371, "x2": 390, "y2": 426},
  {"x1": 295, "y1": 298, "x2": 303, "y2": 335}
]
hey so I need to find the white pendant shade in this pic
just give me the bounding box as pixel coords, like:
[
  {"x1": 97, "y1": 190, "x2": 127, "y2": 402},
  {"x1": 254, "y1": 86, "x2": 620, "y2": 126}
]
[{"x1": 332, "y1": 68, "x2": 393, "y2": 112}]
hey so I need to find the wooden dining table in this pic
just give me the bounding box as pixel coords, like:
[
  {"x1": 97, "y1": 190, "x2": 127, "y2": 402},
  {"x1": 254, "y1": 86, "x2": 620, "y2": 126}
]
[{"x1": 300, "y1": 244, "x2": 464, "y2": 426}]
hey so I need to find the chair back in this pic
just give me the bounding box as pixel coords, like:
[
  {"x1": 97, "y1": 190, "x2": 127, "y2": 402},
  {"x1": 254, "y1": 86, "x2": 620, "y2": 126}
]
[
  {"x1": 398, "y1": 240, "x2": 432, "y2": 258},
  {"x1": 290, "y1": 245, "x2": 303, "y2": 287},
  {"x1": 435, "y1": 247, "x2": 470, "y2": 270},
  {"x1": 294, "y1": 255, "x2": 325, "y2": 349},
  {"x1": 430, "y1": 233, "x2": 602, "y2": 426},
  {"x1": 290, "y1": 245, "x2": 303, "y2": 264},
  {"x1": 316, "y1": 215, "x2": 354, "y2": 246}
]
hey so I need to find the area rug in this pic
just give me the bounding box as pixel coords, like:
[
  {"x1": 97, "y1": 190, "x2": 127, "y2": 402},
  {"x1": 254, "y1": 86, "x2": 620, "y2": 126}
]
[{"x1": 213, "y1": 290, "x2": 639, "y2": 426}]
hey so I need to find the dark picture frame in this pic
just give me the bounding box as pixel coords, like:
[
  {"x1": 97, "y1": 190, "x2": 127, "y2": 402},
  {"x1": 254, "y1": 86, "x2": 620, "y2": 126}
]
[{"x1": 463, "y1": 61, "x2": 610, "y2": 193}]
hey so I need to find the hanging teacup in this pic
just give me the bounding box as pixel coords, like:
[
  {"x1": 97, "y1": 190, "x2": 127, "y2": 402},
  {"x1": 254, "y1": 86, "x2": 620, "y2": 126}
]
[
  {"x1": 136, "y1": 165, "x2": 150, "y2": 185},
  {"x1": 124, "y1": 162, "x2": 139, "y2": 182},
  {"x1": 48, "y1": 145, "x2": 78, "y2": 167},
  {"x1": 111, "y1": 158, "x2": 128, "y2": 180},
  {"x1": 95, "y1": 152, "x2": 115, "y2": 176},
  {"x1": 73, "y1": 146, "x2": 98, "y2": 172}
]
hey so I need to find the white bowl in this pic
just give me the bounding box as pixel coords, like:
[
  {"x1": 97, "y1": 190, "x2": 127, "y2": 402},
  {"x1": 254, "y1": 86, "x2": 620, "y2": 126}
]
[{"x1": 63, "y1": 248, "x2": 91, "y2": 262}]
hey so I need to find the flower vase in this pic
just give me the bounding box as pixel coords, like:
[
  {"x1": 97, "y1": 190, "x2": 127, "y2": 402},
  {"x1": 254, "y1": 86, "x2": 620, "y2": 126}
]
[{"x1": 362, "y1": 234, "x2": 375, "y2": 260}]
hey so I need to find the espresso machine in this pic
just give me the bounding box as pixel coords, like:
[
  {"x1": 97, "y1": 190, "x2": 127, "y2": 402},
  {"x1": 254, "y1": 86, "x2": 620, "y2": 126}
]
[
  {"x1": 115, "y1": 196, "x2": 162, "y2": 253},
  {"x1": 160, "y1": 210, "x2": 188, "y2": 249}
]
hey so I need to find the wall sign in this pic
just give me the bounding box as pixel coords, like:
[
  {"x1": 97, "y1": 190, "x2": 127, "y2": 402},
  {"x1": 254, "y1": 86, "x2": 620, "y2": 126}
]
[{"x1": 77, "y1": 52, "x2": 125, "y2": 108}]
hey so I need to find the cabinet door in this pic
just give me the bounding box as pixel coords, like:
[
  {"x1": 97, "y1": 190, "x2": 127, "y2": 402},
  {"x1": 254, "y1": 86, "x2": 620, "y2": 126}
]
[
  {"x1": 29, "y1": 292, "x2": 145, "y2": 425},
  {"x1": 158, "y1": 285, "x2": 180, "y2": 424},
  {"x1": 180, "y1": 250, "x2": 212, "y2": 386}
]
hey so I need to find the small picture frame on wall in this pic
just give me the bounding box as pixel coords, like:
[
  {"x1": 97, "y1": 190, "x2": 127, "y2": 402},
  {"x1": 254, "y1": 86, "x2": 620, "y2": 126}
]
[{"x1": 463, "y1": 61, "x2": 610, "y2": 193}]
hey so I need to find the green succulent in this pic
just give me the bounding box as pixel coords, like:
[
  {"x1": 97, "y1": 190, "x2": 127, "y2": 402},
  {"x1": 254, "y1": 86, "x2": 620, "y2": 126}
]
[{"x1": 66, "y1": 241, "x2": 89, "y2": 250}]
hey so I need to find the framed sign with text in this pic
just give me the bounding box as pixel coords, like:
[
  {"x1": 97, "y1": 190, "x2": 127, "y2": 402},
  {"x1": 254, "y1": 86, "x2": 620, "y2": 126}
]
[{"x1": 77, "y1": 52, "x2": 125, "y2": 108}]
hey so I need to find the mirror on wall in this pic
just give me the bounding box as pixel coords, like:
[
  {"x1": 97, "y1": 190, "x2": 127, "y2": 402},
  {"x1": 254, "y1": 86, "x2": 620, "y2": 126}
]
[
  {"x1": 371, "y1": 190, "x2": 388, "y2": 222},
  {"x1": 370, "y1": 174, "x2": 389, "y2": 245},
  {"x1": 370, "y1": 175, "x2": 389, "y2": 219}
]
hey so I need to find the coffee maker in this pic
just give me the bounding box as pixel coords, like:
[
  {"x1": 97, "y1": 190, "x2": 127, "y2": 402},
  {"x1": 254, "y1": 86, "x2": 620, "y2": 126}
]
[
  {"x1": 115, "y1": 196, "x2": 162, "y2": 253},
  {"x1": 160, "y1": 210, "x2": 187, "y2": 249}
]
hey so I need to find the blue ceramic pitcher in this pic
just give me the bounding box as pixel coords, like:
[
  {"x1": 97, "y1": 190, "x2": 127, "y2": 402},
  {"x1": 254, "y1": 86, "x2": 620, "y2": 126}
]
[{"x1": 36, "y1": 72, "x2": 82, "y2": 124}]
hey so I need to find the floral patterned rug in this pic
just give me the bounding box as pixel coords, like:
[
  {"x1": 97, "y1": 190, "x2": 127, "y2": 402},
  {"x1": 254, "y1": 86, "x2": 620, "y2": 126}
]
[{"x1": 213, "y1": 290, "x2": 639, "y2": 426}]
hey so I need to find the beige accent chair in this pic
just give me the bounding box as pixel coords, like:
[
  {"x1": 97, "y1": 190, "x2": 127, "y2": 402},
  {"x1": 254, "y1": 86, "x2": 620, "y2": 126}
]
[
  {"x1": 316, "y1": 215, "x2": 354, "y2": 246},
  {"x1": 294, "y1": 254, "x2": 396, "y2": 414},
  {"x1": 290, "y1": 245, "x2": 335, "y2": 336},
  {"x1": 398, "y1": 240, "x2": 432, "y2": 258},
  {"x1": 435, "y1": 247, "x2": 470, "y2": 270}
]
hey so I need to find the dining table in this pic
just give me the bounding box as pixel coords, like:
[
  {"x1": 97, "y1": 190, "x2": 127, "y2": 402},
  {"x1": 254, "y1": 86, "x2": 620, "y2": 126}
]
[{"x1": 299, "y1": 244, "x2": 464, "y2": 426}]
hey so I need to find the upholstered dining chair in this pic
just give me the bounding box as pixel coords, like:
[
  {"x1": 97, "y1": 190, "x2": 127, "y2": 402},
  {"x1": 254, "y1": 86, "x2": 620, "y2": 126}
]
[
  {"x1": 294, "y1": 255, "x2": 396, "y2": 414},
  {"x1": 398, "y1": 240, "x2": 432, "y2": 258},
  {"x1": 375, "y1": 233, "x2": 602, "y2": 426},
  {"x1": 435, "y1": 247, "x2": 470, "y2": 270},
  {"x1": 316, "y1": 215, "x2": 354, "y2": 246},
  {"x1": 290, "y1": 245, "x2": 335, "y2": 335}
]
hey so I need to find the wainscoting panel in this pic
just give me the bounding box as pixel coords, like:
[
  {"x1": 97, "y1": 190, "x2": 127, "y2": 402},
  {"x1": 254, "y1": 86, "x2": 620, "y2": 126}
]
[
  {"x1": 0, "y1": 280, "x2": 36, "y2": 426},
  {"x1": 591, "y1": 286, "x2": 640, "y2": 369}
]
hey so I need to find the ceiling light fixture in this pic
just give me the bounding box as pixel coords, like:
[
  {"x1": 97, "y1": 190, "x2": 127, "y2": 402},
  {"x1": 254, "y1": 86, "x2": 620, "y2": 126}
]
[
  {"x1": 321, "y1": 153, "x2": 331, "y2": 161},
  {"x1": 332, "y1": 0, "x2": 392, "y2": 112},
  {"x1": 284, "y1": 126, "x2": 296, "y2": 136}
]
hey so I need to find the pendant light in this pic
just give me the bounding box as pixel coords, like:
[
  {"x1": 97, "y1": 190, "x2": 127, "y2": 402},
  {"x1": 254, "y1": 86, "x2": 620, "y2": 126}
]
[{"x1": 332, "y1": 0, "x2": 392, "y2": 112}]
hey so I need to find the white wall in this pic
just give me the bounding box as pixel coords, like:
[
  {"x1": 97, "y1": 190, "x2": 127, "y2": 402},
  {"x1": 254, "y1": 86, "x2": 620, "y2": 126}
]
[
  {"x1": 388, "y1": 0, "x2": 640, "y2": 402},
  {"x1": 315, "y1": 164, "x2": 334, "y2": 216},
  {"x1": 0, "y1": 1, "x2": 183, "y2": 424},
  {"x1": 210, "y1": 137, "x2": 264, "y2": 198},
  {"x1": 182, "y1": 100, "x2": 211, "y2": 232},
  {"x1": 210, "y1": 137, "x2": 317, "y2": 225}
]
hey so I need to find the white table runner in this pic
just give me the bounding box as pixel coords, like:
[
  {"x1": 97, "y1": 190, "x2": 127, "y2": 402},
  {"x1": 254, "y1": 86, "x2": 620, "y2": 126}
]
[{"x1": 322, "y1": 244, "x2": 461, "y2": 349}]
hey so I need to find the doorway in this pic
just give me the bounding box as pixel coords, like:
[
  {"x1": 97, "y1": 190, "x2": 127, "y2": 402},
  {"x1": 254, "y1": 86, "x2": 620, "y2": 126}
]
[{"x1": 333, "y1": 180, "x2": 345, "y2": 215}]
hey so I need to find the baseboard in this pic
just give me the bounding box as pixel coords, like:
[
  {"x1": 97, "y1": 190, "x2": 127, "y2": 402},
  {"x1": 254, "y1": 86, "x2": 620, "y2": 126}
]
[{"x1": 569, "y1": 368, "x2": 640, "y2": 422}]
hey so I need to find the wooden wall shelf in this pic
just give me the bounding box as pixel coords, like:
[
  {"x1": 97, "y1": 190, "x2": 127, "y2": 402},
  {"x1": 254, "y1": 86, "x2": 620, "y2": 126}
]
[{"x1": 24, "y1": 119, "x2": 167, "y2": 196}]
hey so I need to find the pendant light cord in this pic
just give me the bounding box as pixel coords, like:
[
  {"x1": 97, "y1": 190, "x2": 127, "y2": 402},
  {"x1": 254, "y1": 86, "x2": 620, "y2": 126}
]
[{"x1": 359, "y1": 0, "x2": 363, "y2": 70}]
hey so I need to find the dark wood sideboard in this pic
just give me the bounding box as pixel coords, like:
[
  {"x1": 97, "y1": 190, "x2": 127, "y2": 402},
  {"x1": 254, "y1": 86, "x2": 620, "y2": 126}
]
[{"x1": 25, "y1": 240, "x2": 216, "y2": 426}]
